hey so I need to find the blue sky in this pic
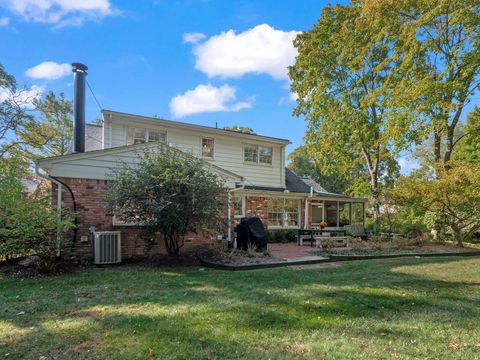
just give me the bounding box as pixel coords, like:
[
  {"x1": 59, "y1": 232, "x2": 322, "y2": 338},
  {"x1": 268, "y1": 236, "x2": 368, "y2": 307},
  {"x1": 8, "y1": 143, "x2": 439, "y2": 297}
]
[
  {"x1": 1, "y1": 0, "x2": 477, "y2": 174},
  {"x1": 0, "y1": 0, "x2": 345, "y2": 157}
]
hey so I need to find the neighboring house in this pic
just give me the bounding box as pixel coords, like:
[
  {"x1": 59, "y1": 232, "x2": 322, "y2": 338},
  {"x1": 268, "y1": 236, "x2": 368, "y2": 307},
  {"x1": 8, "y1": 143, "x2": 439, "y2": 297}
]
[{"x1": 36, "y1": 64, "x2": 365, "y2": 261}]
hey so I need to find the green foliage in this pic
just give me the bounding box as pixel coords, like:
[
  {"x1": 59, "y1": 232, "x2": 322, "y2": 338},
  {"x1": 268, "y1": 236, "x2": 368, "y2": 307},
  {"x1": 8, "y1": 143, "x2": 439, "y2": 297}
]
[
  {"x1": 287, "y1": 145, "x2": 367, "y2": 195},
  {"x1": 18, "y1": 91, "x2": 73, "y2": 158},
  {"x1": 366, "y1": 0, "x2": 480, "y2": 165},
  {"x1": 0, "y1": 156, "x2": 26, "y2": 212},
  {"x1": 0, "y1": 162, "x2": 73, "y2": 265},
  {"x1": 390, "y1": 162, "x2": 480, "y2": 246},
  {"x1": 223, "y1": 126, "x2": 255, "y2": 134},
  {"x1": 267, "y1": 229, "x2": 297, "y2": 243},
  {"x1": 105, "y1": 147, "x2": 228, "y2": 255},
  {"x1": 289, "y1": 3, "x2": 404, "y2": 221},
  {"x1": 0, "y1": 64, "x2": 34, "y2": 159},
  {"x1": 454, "y1": 107, "x2": 480, "y2": 163}
]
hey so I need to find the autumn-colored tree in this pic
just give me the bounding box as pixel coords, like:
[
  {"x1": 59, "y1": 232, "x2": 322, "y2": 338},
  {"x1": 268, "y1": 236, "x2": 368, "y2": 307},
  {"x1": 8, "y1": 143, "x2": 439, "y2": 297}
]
[{"x1": 391, "y1": 162, "x2": 480, "y2": 246}]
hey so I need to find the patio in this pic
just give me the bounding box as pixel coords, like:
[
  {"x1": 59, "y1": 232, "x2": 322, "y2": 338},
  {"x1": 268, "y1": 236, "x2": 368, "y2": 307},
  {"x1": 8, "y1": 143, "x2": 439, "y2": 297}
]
[{"x1": 269, "y1": 242, "x2": 318, "y2": 258}]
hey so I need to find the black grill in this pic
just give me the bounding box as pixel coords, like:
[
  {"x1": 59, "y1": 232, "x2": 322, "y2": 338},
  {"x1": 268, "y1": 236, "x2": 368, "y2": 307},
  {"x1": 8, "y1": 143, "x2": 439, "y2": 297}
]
[{"x1": 235, "y1": 217, "x2": 267, "y2": 251}]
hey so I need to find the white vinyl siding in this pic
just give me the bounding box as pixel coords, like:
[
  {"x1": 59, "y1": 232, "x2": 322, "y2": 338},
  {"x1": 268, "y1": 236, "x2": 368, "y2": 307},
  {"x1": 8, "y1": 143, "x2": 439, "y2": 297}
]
[{"x1": 102, "y1": 114, "x2": 286, "y2": 188}]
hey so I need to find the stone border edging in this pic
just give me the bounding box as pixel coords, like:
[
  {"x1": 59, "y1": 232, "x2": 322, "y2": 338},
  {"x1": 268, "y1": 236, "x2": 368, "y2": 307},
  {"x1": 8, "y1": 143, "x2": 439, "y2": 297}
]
[
  {"x1": 199, "y1": 256, "x2": 330, "y2": 271},
  {"x1": 328, "y1": 251, "x2": 480, "y2": 261},
  {"x1": 200, "y1": 251, "x2": 480, "y2": 271}
]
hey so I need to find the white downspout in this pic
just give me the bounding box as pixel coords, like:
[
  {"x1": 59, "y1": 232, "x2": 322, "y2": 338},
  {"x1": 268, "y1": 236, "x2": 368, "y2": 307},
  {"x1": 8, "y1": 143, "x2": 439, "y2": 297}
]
[
  {"x1": 227, "y1": 181, "x2": 245, "y2": 244},
  {"x1": 35, "y1": 163, "x2": 62, "y2": 256},
  {"x1": 305, "y1": 186, "x2": 313, "y2": 230}
]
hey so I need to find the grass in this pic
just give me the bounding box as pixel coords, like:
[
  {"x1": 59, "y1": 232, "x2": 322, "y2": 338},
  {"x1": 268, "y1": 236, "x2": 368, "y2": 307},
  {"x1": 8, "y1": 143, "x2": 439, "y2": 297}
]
[{"x1": 1, "y1": 257, "x2": 480, "y2": 359}]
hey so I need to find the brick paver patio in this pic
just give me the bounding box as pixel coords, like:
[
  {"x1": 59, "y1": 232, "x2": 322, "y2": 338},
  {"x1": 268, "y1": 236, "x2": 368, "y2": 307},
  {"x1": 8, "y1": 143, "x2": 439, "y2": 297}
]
[{"x1": 269, "y1": 243, "x2": 318, "y2": 259}]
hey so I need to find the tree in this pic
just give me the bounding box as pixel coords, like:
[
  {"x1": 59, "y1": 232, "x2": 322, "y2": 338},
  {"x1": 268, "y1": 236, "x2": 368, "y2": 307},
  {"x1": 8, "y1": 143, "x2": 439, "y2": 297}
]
[
  {"x1": 371, "y1": 0, "x2": 480, "y2": 166},
  {"x1": 453, "y1": 107, "x2": 480, "y2": 163},
  {"x1": 105, "y1": 147, "x2": 227, "y2": 256},
  {"x1": 391, "y1": 162, "x2": 480, "y2": 246},
  {"x1": 0, "y1": 64, "x2": 35, "y2": 159},
  {"x1": 18, "y1": 91, "x2": 73, "y2": 158},
  {"x1": 287, "y1": 145, "x2": 366, "y2": 194},
  {"x1": 289, "y1": 4, "x2": 404, "y2": 223},
  {"x1": 223, "y1": 126, "x2": 255, "y2": 134}
]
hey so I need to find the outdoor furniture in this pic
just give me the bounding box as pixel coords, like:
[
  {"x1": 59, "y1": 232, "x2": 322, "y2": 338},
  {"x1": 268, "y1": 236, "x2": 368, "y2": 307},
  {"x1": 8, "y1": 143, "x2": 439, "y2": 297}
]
[{"x1": 344, "y1": 225, "x2": 368, "y2": 239}]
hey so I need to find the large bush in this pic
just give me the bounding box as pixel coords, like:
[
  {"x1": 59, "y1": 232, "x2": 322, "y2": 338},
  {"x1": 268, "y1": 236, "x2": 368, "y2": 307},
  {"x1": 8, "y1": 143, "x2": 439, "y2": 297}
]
[
  {"x1": 390, "y1": 163, "x2": 480, "y2": 246},
  {"x1": 0, "y1": 195, "x2": 72, "y2": 264},
  {"x1": 0, "y1": 158, "x2": 73, "y2": 265},
  {"x1": 105, "y1": 147, "x2": 227, "y2": 256}
]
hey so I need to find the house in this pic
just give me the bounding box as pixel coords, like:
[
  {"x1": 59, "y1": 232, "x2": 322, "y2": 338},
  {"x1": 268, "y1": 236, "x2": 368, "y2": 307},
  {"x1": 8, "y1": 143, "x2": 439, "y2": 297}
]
[{"x1": 36, "y1": 64, "x2": 366, "y2": 261}]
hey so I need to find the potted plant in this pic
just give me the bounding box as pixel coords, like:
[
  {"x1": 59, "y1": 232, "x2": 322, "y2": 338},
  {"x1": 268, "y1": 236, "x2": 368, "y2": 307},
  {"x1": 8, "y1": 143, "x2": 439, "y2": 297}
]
[{"x1": 319, "y1": 221, "x2": 327, "y2": 229}]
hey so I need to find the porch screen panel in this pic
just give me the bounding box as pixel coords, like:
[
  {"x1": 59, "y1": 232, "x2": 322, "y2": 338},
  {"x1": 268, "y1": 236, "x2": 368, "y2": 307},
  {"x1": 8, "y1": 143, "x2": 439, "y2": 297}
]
[
  {"x1": 339, "y1": 203, "x2": 351, "y2": 226},
  {"x1": 325, "y1": 201, "x2": 337, "y2": 227},
  {"x1": 352, "y1": 202, "x2": 364, "y2": 225}
]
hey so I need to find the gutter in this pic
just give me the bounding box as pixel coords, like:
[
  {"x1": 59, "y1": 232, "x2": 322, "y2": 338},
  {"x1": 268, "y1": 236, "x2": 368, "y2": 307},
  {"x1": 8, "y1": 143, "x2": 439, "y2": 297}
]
[{"x1": 35, "y1": 163, "x2": 78, "y2": 255}]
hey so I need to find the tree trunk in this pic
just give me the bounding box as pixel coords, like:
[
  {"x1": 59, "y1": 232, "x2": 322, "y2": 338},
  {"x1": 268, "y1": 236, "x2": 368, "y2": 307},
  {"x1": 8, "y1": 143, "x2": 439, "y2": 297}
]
[
  {"x1": 434, "y1": 132, "x2": 441, "y2": 162},
  {"x1": 452, "y1": 225, "x2": 463, "y2": 247},
  {"x1": 165, "y1": 232, "x2": 180, "y2": 256}
]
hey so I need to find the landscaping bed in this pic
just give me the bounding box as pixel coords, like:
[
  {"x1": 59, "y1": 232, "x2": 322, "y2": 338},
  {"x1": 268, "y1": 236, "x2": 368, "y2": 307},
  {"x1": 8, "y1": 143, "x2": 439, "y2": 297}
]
[{"x1": 311, "y1": 238, "x2": 480, "y2": 257}]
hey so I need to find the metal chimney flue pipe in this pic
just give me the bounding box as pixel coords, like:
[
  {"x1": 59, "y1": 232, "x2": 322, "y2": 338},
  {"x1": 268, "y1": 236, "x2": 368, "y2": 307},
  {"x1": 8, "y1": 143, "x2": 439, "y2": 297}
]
[{"x1": 72, "y1": 63, "x2": 88, "y2": 153}]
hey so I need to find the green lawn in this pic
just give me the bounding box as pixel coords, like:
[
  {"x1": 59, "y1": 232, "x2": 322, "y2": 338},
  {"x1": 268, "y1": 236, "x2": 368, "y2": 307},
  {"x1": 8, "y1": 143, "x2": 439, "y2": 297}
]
[{"x1": 1, "y1": 257, "x2": 480, "y2": 359}]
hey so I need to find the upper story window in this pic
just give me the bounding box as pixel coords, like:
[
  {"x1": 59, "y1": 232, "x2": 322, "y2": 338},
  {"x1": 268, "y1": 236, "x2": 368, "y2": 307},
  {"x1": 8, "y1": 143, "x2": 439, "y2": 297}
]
[
  {"x1": 244, "y1": 144, "x2": 272, "y2": 165},
  {"x1": 202, "y1": 137, "x2": 214, "y2": 158},
  {"x1": 127, "y1": 127, "x2": 166, "y2": 145},
  {"x1": 259, "y1": 146, "x2": 273, "y2": 164}
]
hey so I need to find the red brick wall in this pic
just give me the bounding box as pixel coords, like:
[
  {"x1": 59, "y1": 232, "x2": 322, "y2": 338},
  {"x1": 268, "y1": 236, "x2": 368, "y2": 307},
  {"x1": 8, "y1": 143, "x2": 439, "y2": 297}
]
[{"x1": 54, "y1": 178, "x2": 220, "y2": 261}]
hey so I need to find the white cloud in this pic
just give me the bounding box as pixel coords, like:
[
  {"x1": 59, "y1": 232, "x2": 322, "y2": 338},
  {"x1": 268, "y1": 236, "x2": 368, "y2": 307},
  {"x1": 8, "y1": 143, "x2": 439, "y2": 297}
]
[
  {"x1": 0, "y1": 16, "x2": 9, "y2": 26},
  {"x1": 25, "y1": 61, "x2": 71, "y2": 80},
  {"x1": 0, "y1": 0, "x2": 117, "y2": 27},
  {"x1": 0, "y1": 84, "x2": 44, "y2": 108},
  {"x1": 188, "y1": 24, "x2": 299, "y2": 80},
  {"x1": 183, "y1": 32, "x2": 206, "y2": 44},
  {"x1": 169, "y1": 84, "x2": 253, "y2": 118}
]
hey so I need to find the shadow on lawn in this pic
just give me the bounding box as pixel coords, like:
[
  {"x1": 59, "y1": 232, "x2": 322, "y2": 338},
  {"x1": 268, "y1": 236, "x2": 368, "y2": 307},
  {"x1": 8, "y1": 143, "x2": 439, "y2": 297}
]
[{"x1": 2, "y1": 256, "x2": 480, "y2": 359}]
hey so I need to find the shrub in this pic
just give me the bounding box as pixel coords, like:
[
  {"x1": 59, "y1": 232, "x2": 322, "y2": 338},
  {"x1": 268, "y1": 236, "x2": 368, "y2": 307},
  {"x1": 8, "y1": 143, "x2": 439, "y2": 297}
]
[
  {"x1": 267, "y1": 229, "x2": 298, "y2": 243},
  {"x1": 0, "y1": 192, "x2": 73, "y2": 269},
  {"x1": 106, "y1": 148, "x2": 227, "y2": 256}
]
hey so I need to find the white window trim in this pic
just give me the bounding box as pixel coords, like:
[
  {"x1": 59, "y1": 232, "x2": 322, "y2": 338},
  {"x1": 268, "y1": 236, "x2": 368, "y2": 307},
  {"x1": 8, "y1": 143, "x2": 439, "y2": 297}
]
[
  {"x1": 233, "y1": 195, "x2": 245, "y2": 219},
  {"x1": 112, "y1": 214, "x2": 147, "y2": 226},
  {"x1": 243, "y1": 143, "x2": 273, "y2": 166},
  {"x1": 267, "y1": 198, "x2": 301, "y2": 229},
  {"x1": 201, "y1": 136, "x2": 215, "y2": 160},
  {"x1": 126, "y1": 127, "x2": 167, "y2": 146}
]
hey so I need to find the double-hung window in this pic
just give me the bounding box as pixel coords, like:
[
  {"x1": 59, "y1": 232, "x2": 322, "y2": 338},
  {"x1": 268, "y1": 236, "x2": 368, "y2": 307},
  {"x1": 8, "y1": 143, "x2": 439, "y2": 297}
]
[
  {"x1": 127, "y1": 127, "x2": 166, "y2": 145},
  {"x1": 244, "y1": 144, "x2": 272, "y2": 164},
  {"x1": 202, "y1": 137, "x2": 214, "y2": 158},
  {"x1": 267, "y1": 198, "x2": 300, "y2": 228}
]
